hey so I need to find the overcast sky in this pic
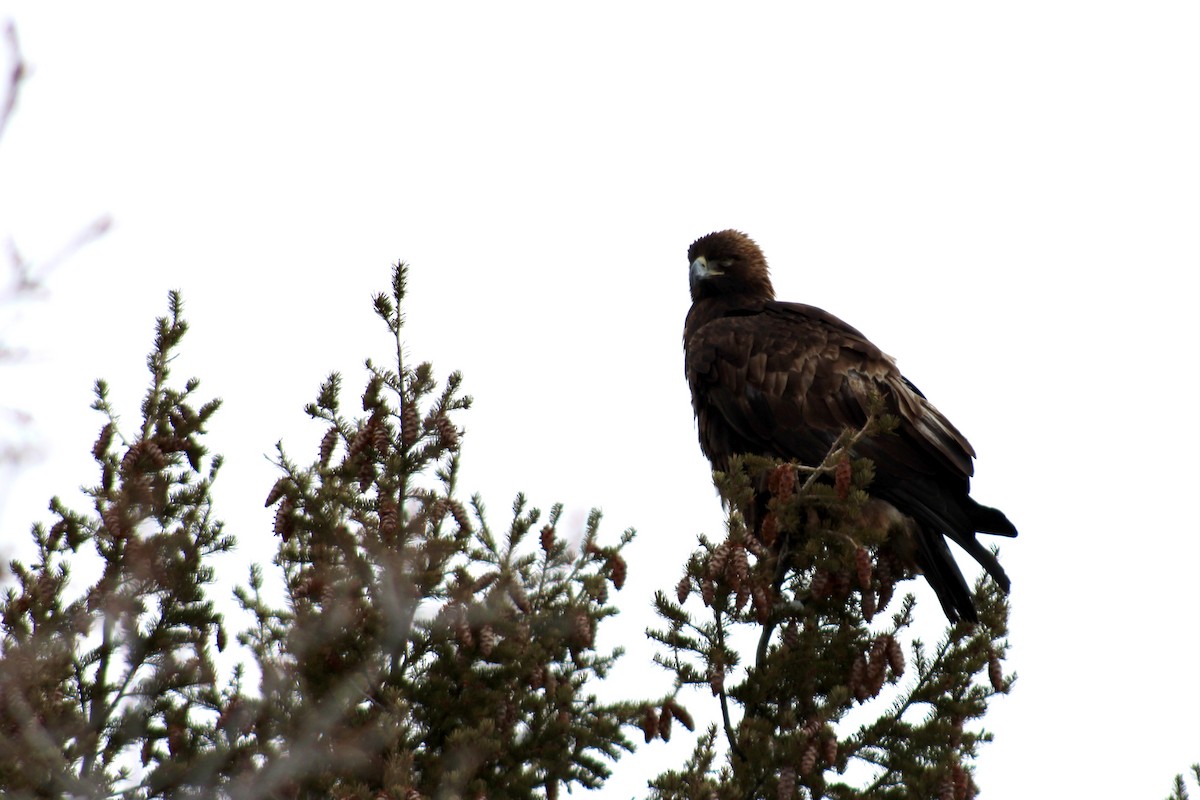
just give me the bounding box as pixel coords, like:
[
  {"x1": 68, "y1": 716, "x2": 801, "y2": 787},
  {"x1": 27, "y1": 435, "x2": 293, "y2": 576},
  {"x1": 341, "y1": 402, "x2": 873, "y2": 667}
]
[{"x1": 1, "y1": 3, "x2": 1197, "y2": 797}]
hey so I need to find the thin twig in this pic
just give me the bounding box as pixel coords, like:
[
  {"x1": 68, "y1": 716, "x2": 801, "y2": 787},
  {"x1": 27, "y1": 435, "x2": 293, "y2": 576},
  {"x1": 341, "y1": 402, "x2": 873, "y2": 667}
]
[
  {"x1": 753, "y1": 413, "x2": 876, "y2": 665},
  {"x1": 27, "y1": 216, "x2": 112, "y2": 286},
  {"x1": 0, "y1": 21, "x2": 25, "y2": 143},
  {"x1": 78, "y1": 614, "x2": 115, "y2": 781},
  {"x1": 754, "y1": 536, "x2": 791, "y2": 667},
  {"x1": 856, "y1": 631, "x2": 956, "y2": 795},
  {"x1": 799, "y1": 413, "x2": 875, "y2": 494},
  {"x1": 713, "y1": 606, "x2": 745, "y2": 765}
]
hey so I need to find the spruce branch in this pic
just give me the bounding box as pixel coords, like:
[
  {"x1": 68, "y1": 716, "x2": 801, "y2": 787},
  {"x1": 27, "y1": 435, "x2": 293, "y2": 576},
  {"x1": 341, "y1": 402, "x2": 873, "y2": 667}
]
[
  {"x1": 2, "y1": 292, "x2": 232, "y2": 798},
  {"x1": 1167, "y1": 765, "x2": 1200, "y2": 800},
  {"x1": 242, "y1": 261, "x2": 660, "y2": 798},
  {"x1": 5, "y1": 261, "x2": 668, "y2": 798},
  {"x1": 649, "y1": 409, "x2": 1010, "y2": 799},
  {"x1": 0, "y1": 21, "x2": 24, "y2": 143}
]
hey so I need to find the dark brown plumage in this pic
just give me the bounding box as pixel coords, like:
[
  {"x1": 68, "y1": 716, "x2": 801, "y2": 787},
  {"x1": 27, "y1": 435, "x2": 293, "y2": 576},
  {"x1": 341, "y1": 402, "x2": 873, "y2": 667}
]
[{"x1": 683, "y1": 229, "x2": 1016, "y2": 622}]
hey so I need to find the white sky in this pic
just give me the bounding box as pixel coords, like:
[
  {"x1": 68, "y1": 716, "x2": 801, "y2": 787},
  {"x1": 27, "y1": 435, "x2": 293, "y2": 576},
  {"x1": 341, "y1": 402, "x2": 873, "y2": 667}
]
[{"x1": 1, "y1": 3, "x2": 1198, "y2": 797}]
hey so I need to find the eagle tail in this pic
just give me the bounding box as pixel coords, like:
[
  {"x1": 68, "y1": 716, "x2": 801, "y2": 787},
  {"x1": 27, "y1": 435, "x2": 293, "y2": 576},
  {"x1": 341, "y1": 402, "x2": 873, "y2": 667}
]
[
  {"x1": 967, "y1": 499, "x2": 1018, "y2": 537},
  {"x1": 915, "y1": 528, "x2": 978, "y2": 623},
  {"x1": 905, "y1": 494, "x2": 1017, "y2": 619},
  {"x1": 945, "y1": 528, "x2": 1012, "y2": 593}
]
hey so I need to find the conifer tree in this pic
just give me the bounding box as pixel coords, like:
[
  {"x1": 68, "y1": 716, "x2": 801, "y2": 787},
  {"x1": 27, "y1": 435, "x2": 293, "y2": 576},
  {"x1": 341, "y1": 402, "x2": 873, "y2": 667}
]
[
  {"x1": 647, "y1": 412, "x2": 1014, "y2": 800},
  {"x1": 235, "y1": 265, "x2": 657, "y2": 799},
  {"x1": 0, "y1": 294, "x2": 231, "y2": 797},
  {"x1": 1168, "y1": 765, "x2": 1200, "y2": 800},
  {"x1": 1, "y1": 259, "x2": 1032, "y2": 800},
  {"x1": 0, "y1": 266, "x2": 666, "y2": 799}
]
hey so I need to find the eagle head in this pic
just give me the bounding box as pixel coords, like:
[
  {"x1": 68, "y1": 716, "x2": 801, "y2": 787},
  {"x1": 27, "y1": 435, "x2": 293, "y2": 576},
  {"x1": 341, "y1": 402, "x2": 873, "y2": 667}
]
[{"x1": 687, "y1": 229, "x2": 775, "y2": 303}]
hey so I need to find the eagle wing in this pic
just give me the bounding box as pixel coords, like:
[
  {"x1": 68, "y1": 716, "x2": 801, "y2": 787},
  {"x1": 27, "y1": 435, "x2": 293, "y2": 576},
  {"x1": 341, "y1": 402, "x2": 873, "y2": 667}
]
[
  {"x1": 684, "y1": 300, "x2": 1015, "y2": 619},
  {"x1": 685, "y1": 300, "x2": 973, "y2": 480}
]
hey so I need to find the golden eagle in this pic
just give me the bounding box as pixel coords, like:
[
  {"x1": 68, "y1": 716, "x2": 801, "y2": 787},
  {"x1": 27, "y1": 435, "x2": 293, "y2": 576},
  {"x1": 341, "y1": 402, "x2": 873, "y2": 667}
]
[{"x1": 683, "y1": 229, "x2": 1016, "y2": 622}]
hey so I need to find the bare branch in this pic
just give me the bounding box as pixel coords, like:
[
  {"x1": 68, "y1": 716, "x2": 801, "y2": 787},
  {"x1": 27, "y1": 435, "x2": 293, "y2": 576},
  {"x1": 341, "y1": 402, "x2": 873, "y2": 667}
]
[{"x1": 0, "y1": 20, "x2": 24, "y2": 143}]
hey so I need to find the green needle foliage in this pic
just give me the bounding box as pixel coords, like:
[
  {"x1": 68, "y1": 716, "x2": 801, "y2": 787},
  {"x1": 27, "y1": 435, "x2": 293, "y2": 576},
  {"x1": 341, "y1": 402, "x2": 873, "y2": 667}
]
[
  {"x1": 1, "y1": 262, "x2": 1029, "y2": 800},
  {"x1": 647, "y1": 415, "x2": 1014, "y2": 800},
  {"x1": 0, "y1": 265, "x2": 664, "y2": 799},
  {"x1": 0, "y1": 294, "x2": 232, "y2": 797},
  {"x1": 238, "y1": 266, "x2": 653, "y2": 799},
  {"x1": 1168, "y1": 765, "x2": 1200, "y2": 800}
]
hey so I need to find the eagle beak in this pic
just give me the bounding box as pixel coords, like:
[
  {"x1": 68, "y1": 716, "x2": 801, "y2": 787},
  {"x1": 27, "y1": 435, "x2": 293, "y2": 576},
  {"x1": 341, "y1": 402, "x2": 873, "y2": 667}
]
[
  {"x1": 689, "y1": 255, "x2": 723, "y2": 297},
  {"x1": 690, "y1": 256, "x2": 722, "y2": 281}
]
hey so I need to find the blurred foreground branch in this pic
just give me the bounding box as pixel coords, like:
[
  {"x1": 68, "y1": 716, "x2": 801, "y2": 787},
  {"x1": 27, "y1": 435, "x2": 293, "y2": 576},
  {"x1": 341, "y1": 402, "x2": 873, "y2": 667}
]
[
  {"x1": 0, "y1": 18, "x2": 110, "y2": 474},
  {"x1": 0, "y1": 265, "x2": 669, "y2": 799},
  {"x1": 0, "y1": 20, "x2": 25, "y2": 142}
]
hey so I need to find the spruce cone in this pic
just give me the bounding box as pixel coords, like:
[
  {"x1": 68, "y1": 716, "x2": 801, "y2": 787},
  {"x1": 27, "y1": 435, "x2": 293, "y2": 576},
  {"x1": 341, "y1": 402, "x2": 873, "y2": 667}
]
[
  {"x1": 609, "y1": 554, "x2": 627, "y2": 590},
  {"x1": 707, "y1": 663, "x2": 725, "y2": 696},
  {"x1": 435, "y1": 414, "x2": 458, "y2": 449},
  {"x1": 478, "y1": 624, "x2": 496, "y2": 657},
  {"x1": 777, "y1": 766, "x2": 796, "y2": 800},
  {"x1": 319, "y1": 426, "x2": 338, "y2": 466},
  {"x1": 886, "y1": 635, "x2": 906, "y2": 676},
  {"x1": 657, "y1": 703, "x2": 673, "y2": 741},
  {"x1": 752, "y1": 584, "x2": 771, "y2": 624},
  {"x1": 761, "y1": 512, "x2": 778, "y2": 547},
  {"x1": 835, "y1": 455, "x2": 852, "y2": 500},
  {"x1": 822, "y1": 734, "x2": 838, "y2": 766},
  {"x1": 508, "y1": 581, "x2": 532, "y2": 614},
  {"x1": 641, "y1": 707, "x2": 659, "y2": 743},
  {"x1": 730, "y1": 546, "x2": 749, "y2": 589},
  {"x1": 371, "y1": 415, "x2": 391, "y2": 453},
  {"x1": 799, "y1": 743, "x2": 818, "y2": 776},
  {"x1": 92, "y1": 423, "x2": 114, "y2": 460},
  {"x1": 988, "y1": 649, "x2": 1004, "y2": 692},
  {"x1": 854, "y1": 546, "x2": 872, "y2": 591},
  {"x1": 400, "y1": 402, "x2": 420, "y2": 448},
  {"x1": 708, "y1": 542, "x2": 731, "y2": 580},
  {"x1": 861, "y1": 589, "x2": 876, "y2": 622},
  {"x1": 666, "y1": 700, "x2": 694, "y2": 731},
  {"x1": 768, "y1": 463, "x2": 795, "y2": 502}
]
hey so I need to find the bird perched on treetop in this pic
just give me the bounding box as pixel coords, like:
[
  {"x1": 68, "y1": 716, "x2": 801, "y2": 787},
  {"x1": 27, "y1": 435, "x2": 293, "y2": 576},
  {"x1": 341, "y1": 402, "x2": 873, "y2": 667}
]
[{"x1": 682, "y1": 229, "x2": 1017, "y2": 622}]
